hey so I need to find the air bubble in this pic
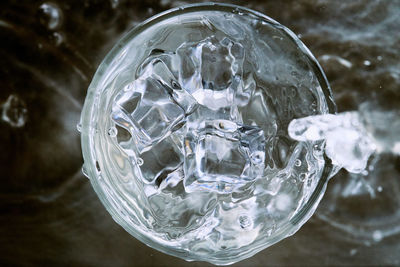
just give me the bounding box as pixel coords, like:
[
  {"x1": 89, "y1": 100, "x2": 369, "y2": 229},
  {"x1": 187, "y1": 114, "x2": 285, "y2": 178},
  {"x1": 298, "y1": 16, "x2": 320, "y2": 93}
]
[
  {"x1": 137, "y1": 158, "x2": 144, "y2": 166},
  {"x1": 108, "y1": 126, "x2": 118, "y2": 137},
  {"x1": 76, "y1": 123, "x2": 82, "y2": 132},
  {"x1": 295, "y1": 159, "x2": 301, "y2": 167},
  {"x1": 95, "y1": 161, "x2": 101, "y2": 172}
]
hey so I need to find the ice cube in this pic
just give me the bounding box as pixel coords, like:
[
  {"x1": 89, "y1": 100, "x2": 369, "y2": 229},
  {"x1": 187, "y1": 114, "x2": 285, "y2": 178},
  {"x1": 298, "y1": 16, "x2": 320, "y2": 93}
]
[
  {"x1": 112, "y1": 53, "x2": 200, "y2": 153},
  {"x1": 139, "y1": 56, "x2": 198, "y2": 115},
  {"x1": 112, "y1": 77, "x2": 185, "y2": 152},
  {"x1": 184, "y1": 119, "x2": 265, "y2": 193},
  {"x1": 176, "y1": 37, "x2": 250, "y2": 110},
  {"x1": 186, "y1": 105, "x2": 242, "y2": 130},
  {"x1": 138, "y1": 135, "x2": 183, "y2": 184}
]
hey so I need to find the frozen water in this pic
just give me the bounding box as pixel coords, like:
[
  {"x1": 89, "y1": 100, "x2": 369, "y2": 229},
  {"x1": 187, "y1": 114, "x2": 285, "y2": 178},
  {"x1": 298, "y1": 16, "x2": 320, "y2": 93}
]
[
  {"x1": 177, "y1": 37, "x2": 250, "y2": 109},
  {"x1": 184, "y1": 119, "x2": 265, "y2": 193},
  {"x1": 138, "y1": 135, "x2": 183, "y2": 184},
  {"x1": 139, "y1": 56, "x2": 198, "y2": 115},
  {"x1": 112, "y1": 58, "x2": 198, "y2": 153},
  {"x1": 112, "y1": 77, "x2": 185, "y2": 152}
]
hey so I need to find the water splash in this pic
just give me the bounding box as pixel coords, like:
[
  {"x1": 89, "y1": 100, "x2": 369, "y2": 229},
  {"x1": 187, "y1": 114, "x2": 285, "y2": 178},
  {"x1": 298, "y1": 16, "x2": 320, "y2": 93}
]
[{"x1": 289, "y1": 111, "x2": 376, "y2": 173}]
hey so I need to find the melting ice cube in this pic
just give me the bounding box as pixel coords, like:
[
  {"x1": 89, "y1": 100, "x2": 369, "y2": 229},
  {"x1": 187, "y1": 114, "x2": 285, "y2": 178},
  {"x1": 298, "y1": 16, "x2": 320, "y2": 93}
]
[{"x1": 184, "y1": 119, "x2": 265, "y2": 193}]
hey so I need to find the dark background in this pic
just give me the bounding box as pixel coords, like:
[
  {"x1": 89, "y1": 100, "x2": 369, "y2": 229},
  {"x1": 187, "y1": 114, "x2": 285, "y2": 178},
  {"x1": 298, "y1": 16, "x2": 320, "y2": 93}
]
[{"x1": 1, "y1": 0, "x2": 399, "y2": 266}]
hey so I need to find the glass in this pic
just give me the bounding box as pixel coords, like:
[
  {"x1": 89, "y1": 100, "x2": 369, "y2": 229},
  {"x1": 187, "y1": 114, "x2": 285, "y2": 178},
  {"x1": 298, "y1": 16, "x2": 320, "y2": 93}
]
[{"x1": 80, "y1": 3, "x2": 335, "y2": 265}]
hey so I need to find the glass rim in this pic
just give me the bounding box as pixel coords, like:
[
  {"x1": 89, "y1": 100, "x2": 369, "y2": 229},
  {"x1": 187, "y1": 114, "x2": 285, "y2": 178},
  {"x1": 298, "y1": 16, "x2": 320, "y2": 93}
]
[{"x1": 80, "y1": 2, "x2": 337, "y2": 264}]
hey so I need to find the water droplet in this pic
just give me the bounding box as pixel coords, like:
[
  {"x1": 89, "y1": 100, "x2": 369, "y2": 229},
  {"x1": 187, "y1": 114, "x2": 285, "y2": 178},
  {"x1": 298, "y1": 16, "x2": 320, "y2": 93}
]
[
  {"x1": 160, "y1": 0, "x2": 171, "y2": 6},
  {"x1": 108, "y1": 126, "x2": 117, "y2": 137},
  {"x1": 124, "y1": 83, "x2": 134, "y2": 91},
  {"x1": 363, "y1": 60, "x2": 371, "y2": 66},
  {"x1": 137, "y1": 158, "x2": 144, "y2": 166},
  {"x1": 76, "y1": 123, "x2": 82, "y2": 132},
  {"x1": 266, "y1": 228, "x2": 273, "y2": 236},
  {"x1": 1, "y1": 94, "x2": 28, "y2": 128},
  {"x1": 349, "y1": 249, "x2": 357, "y2": 256},
  {"x1": 110, "y1": 0, "x2": 119, "y2": 8},
  {"x1": 81, "y1": 164, "x2": 89, "y2": 179},
  {"x1": 368, "y1": 164, "x2": 374, "y2": 171},
  {"x1": 146, "y1": 7, "x2": 154, "y2": 15},
  {"x1": 372, "y1": 230, "x2": 383, "y2": 242},
  {"x1": 377, "y1": 56, "x2": 382, "y2": 61},
  {"x1": 52, "y1": 32, "x2": 63, "y2": 46},
  {"x1": 377, "y1": 186, "x2": 383, "y2": 192},
  {"x1": 295, "y1": 159, "x2": 301, "y2": 167},
  {"x1": 39, "y1": 3, "x2": 62, "y2": 30},
  {"x1": 238, "y1": 215, "x2": 252, "y2": 229},
  {"x1": 299, "y1": 173, "x2": 307, "y2": 181}
]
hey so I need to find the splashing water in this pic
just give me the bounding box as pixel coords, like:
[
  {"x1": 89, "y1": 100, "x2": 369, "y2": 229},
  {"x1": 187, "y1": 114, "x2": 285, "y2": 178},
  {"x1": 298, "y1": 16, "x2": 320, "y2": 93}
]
[
  {"x1": 288, "y1": 106, "x2": 400, "y2": 174},
  {"x1": 291, "y1": 103, "x2": 400, "y2": 243}
]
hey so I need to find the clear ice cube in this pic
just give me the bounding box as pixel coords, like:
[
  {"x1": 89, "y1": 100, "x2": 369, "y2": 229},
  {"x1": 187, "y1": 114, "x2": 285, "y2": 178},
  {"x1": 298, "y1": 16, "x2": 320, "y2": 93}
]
[
  {"x1": 139, "y1": 56, "x2": 198, "y2": 115},
  {"x1": 112, "y1": 58, "x2": 198, "y2": 152},
  {"x1": 138, "y1": 135, "x2": 183, "y2": 184},
  {"x1": 176, "y1": 37, "x2": 250, "y2": 110},
  {"x1": 184, "y1": 119, "x2": 265, "y2": 193}
]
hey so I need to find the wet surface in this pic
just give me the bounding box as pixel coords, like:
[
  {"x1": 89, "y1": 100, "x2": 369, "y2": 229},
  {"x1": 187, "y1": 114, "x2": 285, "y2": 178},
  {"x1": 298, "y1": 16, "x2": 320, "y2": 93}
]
[{"x1": 1, "y1": 0, "x2": 399, "y2": 266}]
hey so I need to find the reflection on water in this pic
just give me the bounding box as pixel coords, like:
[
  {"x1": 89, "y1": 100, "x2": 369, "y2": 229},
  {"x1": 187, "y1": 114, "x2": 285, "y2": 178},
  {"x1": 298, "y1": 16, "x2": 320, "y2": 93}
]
[{"x1": 0, "y1": 0, "x2": 399, "y2": 266}]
